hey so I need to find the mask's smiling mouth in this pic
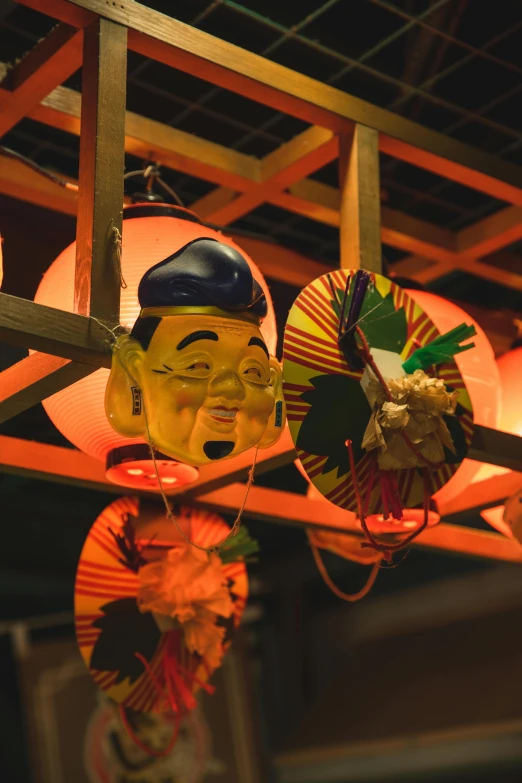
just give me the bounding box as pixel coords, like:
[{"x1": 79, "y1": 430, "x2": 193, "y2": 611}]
[{"x1": 206, "y1": 405, "x2": 239, "y2": 423}]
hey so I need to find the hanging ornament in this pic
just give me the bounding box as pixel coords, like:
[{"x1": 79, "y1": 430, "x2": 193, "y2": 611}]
[
  {"x1": 105, "y1": 236, "x2": 285, "y2": 466},
  {"x1": 405, "y1": 290, "x2": 500, "y2": 509},
  {"x1": 75, "y1": 497, "x2": 256, "y2": 755},
  {"x1": 283, "y1": 269, "x2": 475, "y2": 558},
  {"x1": 33, "y1": 204, "x2": 278, "y2": 489}
]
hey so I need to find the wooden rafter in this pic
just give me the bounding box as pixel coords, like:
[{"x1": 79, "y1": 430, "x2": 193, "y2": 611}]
[
  {"x1": 0, "y1": 292, "x2": 112, "y2": 365},
  {"x1": 438, "y1": 470, "x2": 522, "y2": 518},
  {"x1": 193, "y1": 127, "x2": 338, "y2": 226},
  {"x1": 1, "y1": 59, "x2": 521, "y2": 286},
  {"x1": 0, "y1": 74, "x2": 460, "y2": 266},
  {"x1": 16, "y1": 0, "x2": 522, "y2": 203},
  {"x1": 339, "y1": 125, "x2": 381, "y2": 272},
  {"x1": 457, "y1": 205, "x2": 522, "y2": 261},
  {"x1": 1, "y1": 432, "x2": 521, "y2": 563},
  {"x1": 0, "y1": 353, "x2": 95, "y2": 424},
  {"x1": 0, "y1": 429, "x2": 295, "y2": 495},
  {"x1": 193, "y1": 484, "x2": 522, "y2": 564},
  {"x1": 74, "y1": 17, "x2": 127, "y2": 320},
  {"x1": 0, "y1": 23, "x2": 83, "y2": 137}
]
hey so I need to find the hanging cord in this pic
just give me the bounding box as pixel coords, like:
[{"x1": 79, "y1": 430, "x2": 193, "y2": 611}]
[
  {"x1": 109, "y1": 218, "x2": 126, "y2": 289},
  {"x1": 119, "y1": 706, "x2": 181, "y2": 758},
  {"x1": 346, "y1": 438, "x2": 432, "y2": 561},
  {"x1": 124, "y1": 164, "x2": 185, "y2": 207},
  {"x1": 0, "y1": 146, "x2": 79, "y2": 190},
  {"x1": 307, "y1": 531, "x2": 381, "y2": 602}
]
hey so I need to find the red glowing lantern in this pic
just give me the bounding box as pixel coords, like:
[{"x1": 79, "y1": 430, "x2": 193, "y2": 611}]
[
  {"x1": 497, "y1": 346, "x2": 522, "y2": 438},
  {"x1": 33, "y1": 204, "x2": 277, "y2": 490},
  {"x1": 479, "y1": 346, "x2": 522, "y2": 537},
  {"x1": 406, "y1": 290, "x2": 500, "y2": 509}
]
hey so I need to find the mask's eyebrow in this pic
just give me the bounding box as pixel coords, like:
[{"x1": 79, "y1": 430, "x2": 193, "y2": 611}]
[
  {"x1": 248, "y1": 336, "x2": 269, "y2": 359},
  {"x1": 177, "y1": 330, "x2": 219, "y2": 350}
]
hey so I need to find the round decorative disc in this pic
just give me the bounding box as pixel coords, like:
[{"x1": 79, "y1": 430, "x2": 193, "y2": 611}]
[
  {"x1": 75, "y1": 498, "x2": 247, "y2": 713},
  {"x1": 282, "y1": 269, "x2": 474, "y2": 514}
]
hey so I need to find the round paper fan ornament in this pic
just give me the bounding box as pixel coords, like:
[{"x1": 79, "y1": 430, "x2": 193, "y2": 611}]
[
  {"x1": 283, "y1": 269, "x2": 475, "y2": 553},
  {"x1": 75, "y1": 497, "x2": 255, "y2": 754}
]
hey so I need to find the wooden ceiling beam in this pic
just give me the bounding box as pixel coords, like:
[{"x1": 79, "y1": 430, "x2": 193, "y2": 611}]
[
  {"x1": 457, "y1": 205, "x2": 522, "y2": 260},
  {"x1": 438, "y1": 470, "x2": 522, "y2": 518},
  {"x1": 0, "y1": 353, "x2": 96, "y2": 424},
  {"x1": 339, "y1": 125, "x2": 381, "y2": 272},
  {"x1": 74, "y1": 17, "x2": 127, "y2": 321},
  {"x1": 0, "y1": 23, "x2": 83, "y2": 138},
  {"x1": 5, "y1": 59, "x2": 516, "y2": 276},
  {"x1": 0, "y1": 428, "x2": 296, "y2": 495},
  {"x1": 0, "y1": 431, "x2": 519, "y2": 563},
  {"x1": 192, "y1": 127, "x2": 338, "y2": 225},
  {"x1": 468, "y1": 426, "x2": 522, "y2": 473},
  {"x1": 0, "y1": 292, "x2": 111, "y2": 366},
  {"x1": 0, "y1": 155, "x2": 78, "y2": 215},
  {"x1": 194, "y1": 483, "x2": 522, "y2": 564},
  {"x1": 12, "y1": 82, "x2": 262, "y2": 191},
  {"x1": 16, "y1": 0, "x2": 522, "y2": 204}
]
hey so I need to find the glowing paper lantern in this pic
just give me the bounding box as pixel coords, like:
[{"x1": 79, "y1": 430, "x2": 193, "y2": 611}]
[
  {"x1": 479, "y1": 347, "x2": 522, "y2": 537},
  {"x1": 406, "y1": 290, "x2": 500, "y2": 509},
  {"x1": 497, "y1": 346, "x2": 522, "y2": 437},
  {"x1": 33, "y1": 204, "x2": 277, "y2": 490}
]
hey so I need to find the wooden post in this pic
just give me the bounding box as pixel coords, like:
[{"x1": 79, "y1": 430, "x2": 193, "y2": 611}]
[
  {"x1": 339, "y1": 124, "x2": 382, "y2": 273},
  {"x1": 75, "y1": 17, "x2": 127, "y2": 322}
]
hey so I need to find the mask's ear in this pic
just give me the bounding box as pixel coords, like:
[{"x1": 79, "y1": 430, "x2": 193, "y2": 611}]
[
  {"x1": 105, "y1": 334, "x2": 146, "y2": 438},
  {"x1": 258, "y1": 356, "x2": 287, "y2": 449}
]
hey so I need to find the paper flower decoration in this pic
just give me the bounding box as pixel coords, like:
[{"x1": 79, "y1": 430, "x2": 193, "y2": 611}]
[{"x1": 75, "y1": 498, "x2": 256, "y2": 742}]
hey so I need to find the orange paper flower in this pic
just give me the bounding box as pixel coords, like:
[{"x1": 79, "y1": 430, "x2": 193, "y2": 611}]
[{"x1": 138, "y1": 546, "x2": 233, "y2": 667}]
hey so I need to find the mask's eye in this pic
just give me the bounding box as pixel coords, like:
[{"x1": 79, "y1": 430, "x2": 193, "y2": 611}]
[
  {"x1": 188, "y1": 361, "x2": 209, "y2": 370},
  {"x1": 244, "y1": 367, "x2": 262, "y2": 378}
]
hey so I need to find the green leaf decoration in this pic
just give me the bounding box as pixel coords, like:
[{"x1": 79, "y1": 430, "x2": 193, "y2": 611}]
[
  {"x1": 219, "y1": 526, "x2": 259, "y2": 563},
  {"x1": 402, "y1": 323, "x2": 477, "y2": 373},
  {"x1": 296, "y1": 374, "x2": 371, "y2": 478},
  {"x1": 358, "y1": 290, "x2": 407, "y2": 353},
  {"x1": 331, "y1": 286, "x2": 407, "y2": 354}
]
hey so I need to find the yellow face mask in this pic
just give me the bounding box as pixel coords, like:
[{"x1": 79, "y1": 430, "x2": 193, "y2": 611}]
[{"x1": 105, "y1": 314, "x2": 285, "y2": 465}]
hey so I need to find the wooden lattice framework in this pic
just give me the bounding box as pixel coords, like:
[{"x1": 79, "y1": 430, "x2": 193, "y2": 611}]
[{"x1": 1, "y1": 0, "x2": 522, "y2": 563}]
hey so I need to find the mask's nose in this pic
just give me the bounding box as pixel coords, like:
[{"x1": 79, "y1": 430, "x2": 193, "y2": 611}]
[{"x1": 208, "y1": 370, "x2": 246, "y2": 400}]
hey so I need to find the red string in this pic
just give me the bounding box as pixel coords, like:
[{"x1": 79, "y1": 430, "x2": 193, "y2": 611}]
[
  {"x1": 119, "y1": 705, "x2": 181, "y2": 758},
  {"x1": 309, "y1": 534, "x2": 381, "y2": 602},
  {"x1": 346, "y1": 439, "x2": 432, "y2": 560}
]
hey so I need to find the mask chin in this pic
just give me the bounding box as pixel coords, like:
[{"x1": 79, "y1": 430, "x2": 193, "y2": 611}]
[{"x1": 203, "y1": 441, "x2": 235, "y2": 460}]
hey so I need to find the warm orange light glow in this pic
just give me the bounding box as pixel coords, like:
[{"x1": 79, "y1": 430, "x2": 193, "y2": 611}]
[
  {"x1": 477, "y1": 346, "x2": 522, "y2": 536},
  {"x1": 480, "y1": 505, "x2": 512, "y2": 538},
  {"x1": 497, "y1": 346, "x2": 522, "y2": 438},
  {"x1": 406, "y1": 290, "x2": 500, "y2": 509},
  {"x1": 33, "y1": 204, "x2": 277, "y2": 489}
]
